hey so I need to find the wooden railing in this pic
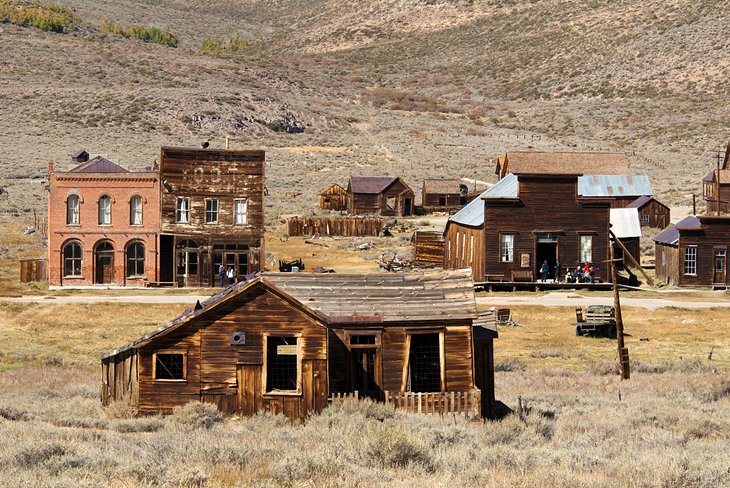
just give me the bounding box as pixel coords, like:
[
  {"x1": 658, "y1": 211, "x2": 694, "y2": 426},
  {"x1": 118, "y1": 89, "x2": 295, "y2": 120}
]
[{"x1": 385, "y1": 389, "x2": 481, "y2": 419}]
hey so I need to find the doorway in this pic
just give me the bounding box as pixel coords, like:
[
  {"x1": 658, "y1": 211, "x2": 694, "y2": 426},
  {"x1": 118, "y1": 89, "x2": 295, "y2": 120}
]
[
  {"x1": 95, "y1": 241, "x2": 114, "y2": 284},
  {"x1": 348, "y1": 334, "x2": 381, "y2": 400},
  {"x1": 714, "y1": 249, "x2": 726, "y2": 285},
  {"x1": 535, "y1": 234, "x2": 558, "y2": 280},
  {"x1": 176, "y1": 239, "x2": 199, "y2": 287},
  {"x1": 403, "y1": 197, "x2": 412, "y2": 216}
]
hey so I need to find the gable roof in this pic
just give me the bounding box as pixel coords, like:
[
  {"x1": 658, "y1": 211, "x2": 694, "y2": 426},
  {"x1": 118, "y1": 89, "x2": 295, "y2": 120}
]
[
  {"x1": 423, "y1": 179, "x2": 461, "y2": 195},
  {"x1": 69, "y1": 156, "x2": 129, "y2": 174},
  {"x1": 71, "y1": 149, "x2": 88, "y2": 159},
  {"x1": 702, "y1": 169, "x2": 730, "y2": 183},
  {"x1": 102, "y1": 270, "x2": 478, "y2": 360},
  {"x1": 349, "y1": 176, "x2": 398, "y2": 194},
  {"x1": 654, "y1": 215, "x2": 700, "y2": 245},
  {"x1": 505, "y1": 151, "x2": 630, "y2": 176},
  {"x1": 578, "y1": 174, "x2": 652, "y2": 198},
  {"x1": 319, "y1": 183, "x2": 346, "y2": 196},
  {"x1": 448, "y1": 174, "x2": 518, "y2": 227},
  {"x1": 610, "y1": 208, "x2": 641, "y2": 239}
]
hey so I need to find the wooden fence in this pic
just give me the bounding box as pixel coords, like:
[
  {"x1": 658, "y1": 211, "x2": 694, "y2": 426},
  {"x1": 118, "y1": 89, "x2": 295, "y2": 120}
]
[
  {"x1": 330, "y1": 390, "x2": 481, "y2": 419},
  {"x1": 19, "y1": 258, "x2": 47, "y2": 282},
  {"x1": 287, "y1": 216, "x2": 383, "y2": 237},
  {"x1": 412, "y1": 230, "x2": 445, "y2": 265}
]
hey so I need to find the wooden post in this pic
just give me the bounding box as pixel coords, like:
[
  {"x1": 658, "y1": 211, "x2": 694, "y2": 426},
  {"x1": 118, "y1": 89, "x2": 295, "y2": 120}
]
[
  {"x1": 692, "y1": 193, "x2": 696, "y2": 216},
  {"x1": 610, "y1": 235, "x2": 630, "y2": 380},
  {"x1": 717, "y1": 150, "x2": 722, "y2": 216}
]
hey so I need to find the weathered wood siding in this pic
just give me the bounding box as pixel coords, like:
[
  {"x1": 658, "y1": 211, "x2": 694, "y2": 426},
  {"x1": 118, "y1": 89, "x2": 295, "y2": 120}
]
[
  {"x1": 422, "y1": 192, "x2": 461, "y2": 213},
  {"x1": 413, "y1": 230, "x2": 445, "y2": 265},
  {"x1": 287, "y1": 216, "x2": 383, "y2": 237},
  {"x1": 159, "y1": 147, "x2": 265, "y2": 239},
  {"x1": 348, "y1": 180, "x2": 415, "y2": 216},
  {"x1": 655, "y1": 242, "x2": 679, "y2": 285},
  {"x1": 484, "y1": 177, "x2": 611, "y2": 281},
  {"x1": 101, "y1": 349, "x2": 139, "y2": 406},
  {"x1": 318, "y1": 184, "x2": 348, "y2": 211},
  {"x1": 615, "y1": 237, "x2": 641, "y2": 265},
  {"x1": 19, "y1": 258, "x2": 47, "y2": 282},
  {"x1": 638, "y1": 200, "x2": 670, "y2": 228},
  {"x1": 443, "y1": 224, "x2": 485, "y2": 282},
  {"x1": 677, "y1": 221, "x2": 730, "y2": 287}
]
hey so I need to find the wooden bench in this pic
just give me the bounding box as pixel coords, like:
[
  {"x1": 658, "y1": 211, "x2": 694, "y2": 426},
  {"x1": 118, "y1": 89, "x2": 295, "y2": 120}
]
[
  {"x1": 511, "y1": 270, "x2": 533, "y2": 282},
  {"x1": 485, "y1": 274, "x2": 507, "y2": 282}
]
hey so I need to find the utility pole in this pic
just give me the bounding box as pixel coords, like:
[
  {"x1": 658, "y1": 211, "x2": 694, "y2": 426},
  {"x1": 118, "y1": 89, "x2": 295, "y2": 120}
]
[
  {"x1": 609, "y1": 230, "x2": 629, "y2": 380},
  {"x1": 717, "y1": 149, "x2": 722, "y2": 216}
]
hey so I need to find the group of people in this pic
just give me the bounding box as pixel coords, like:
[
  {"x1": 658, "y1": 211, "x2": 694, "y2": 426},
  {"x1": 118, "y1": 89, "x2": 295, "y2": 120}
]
[
  {"x1": 540, "y1": 260, "x2": 596, "y2": 283},
  {"x1": 219, "y1": 265, "x2": 237, "y2": 287}
]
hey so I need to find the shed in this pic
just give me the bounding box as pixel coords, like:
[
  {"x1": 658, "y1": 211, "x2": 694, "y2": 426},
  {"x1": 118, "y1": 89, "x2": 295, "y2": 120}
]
[
  {"x1": 71, "y1": 149, "x2": 89, "y2": 163},
  {"x1": 421, "y1": 179, "x2": 462, "y2": 213},
  {"x1": 318, "y1": 183, "x2": 348, "y2": 211},
  {"x1": 610, "y1": 208, "x2": 642, "y2": 264},
  {"x1": 627, "y1": 195, "x2": 670, "y2": 228},
  {"x1": 101, "y1": 270, "x2": 498, "y2": 420},
  {"x1": 347, "y1": 176, "x2": 415, "y2": 216}
]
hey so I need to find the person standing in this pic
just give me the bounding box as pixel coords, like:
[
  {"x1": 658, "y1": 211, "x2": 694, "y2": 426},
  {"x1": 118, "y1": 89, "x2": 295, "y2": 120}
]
[
  {"x1": 226, "y1": 266, "x2": 235, "y2": 286},
  {"x1": 540, "y1": 260, "x2": 549, "y2": 282},
  {"x1": 554, "y1": 259, "x2": 561, "y2": 283},
  {"x1": 219, "y1": 263, "x2": 225, "y2": 287}
]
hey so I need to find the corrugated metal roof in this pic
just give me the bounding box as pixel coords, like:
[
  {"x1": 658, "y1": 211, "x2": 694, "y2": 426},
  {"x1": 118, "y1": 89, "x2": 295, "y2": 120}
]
[
  {"x1": 448, "y1": 174, "x2": 518, "y2": 227},
  {"x1": 610, "y1": 208, "x2": 642, "y2": 239},
  {"x1": 578, "y1": 173, "x2": 652, "y2": 197}
]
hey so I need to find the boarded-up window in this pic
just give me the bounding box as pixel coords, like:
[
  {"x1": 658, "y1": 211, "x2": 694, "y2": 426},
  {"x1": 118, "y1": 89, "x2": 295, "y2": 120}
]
[
  {"x1": 409, "y1": 333, "x2": 441, "y2": 392},
  {"x1": 63, "y1": 242, "x2": 82, "y2": 277},
  {"x1": 126, "y1": 242, "x2": 145, "y2": 277},
  {"x1": 205, "y1": 199, "x2": 219, "y2": 224},
  {"x1": 130, "y1": 195, "x2": 143, "y2": 225},
  {"x1": 154, "y1": 353, "x2": 186, "y2": 380},
  {"x1": 266, "y1": 337, "x2": 298, "y2": 392},
  {"x1": 500, "y1": 234, "x2": 514, "y2": 262},
  {"x1": 234, "y1": 199, "x2": 248, "y2": 225},
  {"x1": 580, "y1": 235, "x2": 593, "y2": 262},
  {"x1": 386, "y1": 196, "x2": 396, "y2": 211},
  {"x1": 684, "y1": 246, "x2": 697, "y2": 275},
  {"x1": 67, "y1": 195, "x2": 80, "y2": 225},
  {"x1": 98, "y1": 195, "x2": 111, "y2": 225},
  {"x1": 177, "y1": 197, "x2": 190, "y2": 223}
]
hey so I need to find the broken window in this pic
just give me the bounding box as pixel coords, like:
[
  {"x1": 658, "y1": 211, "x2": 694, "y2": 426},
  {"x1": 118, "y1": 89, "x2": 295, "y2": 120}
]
[
  {"x1": 438, "y1": 196, "x2": 446, "y2": 206},
  {"x1": 409, "y1": 333, "x2": 441, "y2": 393},
  {"x1": 63, "y1": 241, "x2": 82, "y2": 277},
  {"x1": 176, "y1": 197, "x2": 190, "y2": 223},
  {"x1": 640, "y1": 213, "x2": 649, "y2": 224},
  {"x1": 66, "y1": 194, "x2": 80, "y2": 225},
  {"x1": 266, "y1": 336, "x2": 298, "y2": 392},
  {"x1": 154, "y1": 353, "x2": 185, "y2": 380},
  {"x1": 205, "y1": 199, "x2": 219, "y2": 224}
]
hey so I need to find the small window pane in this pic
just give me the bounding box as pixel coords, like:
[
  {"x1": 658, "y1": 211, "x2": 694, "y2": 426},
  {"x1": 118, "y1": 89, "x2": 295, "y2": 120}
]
[
  {"x1": 155, "y1": 353, "x2": 185, "y2": 380},
  {"x1": 684, "y1": 247, "x2": 697, "y2": 275},
  {"x1": 580, "y1": 235, "x2": 593, "y2": 263},
  {"x1": 500, "y1": 234, "x2": 514, "y2": 262},
  {"x1": 206, "y1": 199, "x2": 219, "y2": 224},
  {"x1": 266, "y1": 337, "x2": 298, "y2": 391},
  {"x1": 234, "y1": 199, "x2": 248, "y2": 225},
  {"x1": 351, "y1": 335, "x2": 376, "y2": 345}
]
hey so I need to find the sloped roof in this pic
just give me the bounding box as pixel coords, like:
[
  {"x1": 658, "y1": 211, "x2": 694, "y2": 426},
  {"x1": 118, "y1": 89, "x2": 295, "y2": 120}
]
[
  {"x1": 610, "y1": 208, "x2": 642, "y2": 239},
  {"x1": 102, "y1": 270, "x2": 478, "y2": 360},
  {"x1": 69, "y1": 156, "x2": 129, "y2": 174},
  {"x1": 349, "y1": 176, "x2": 397, "y2": 194},
  {"x1": 627, "y1": 195, "x2": 652, "y2": 209},
  {"x1": 423, "y1": 179, "x2": 461, "y2": 195},
  {"x1": 654, "y1": 215, "x2": 701, "y2": 245},
  {"x1": 319, "y1": 183, "x2": 346, "y2": 196},
  {"x1": 578, "y1": 174, "x2": 652, "y2": 197},
  {"x1": 71, "y1": 149, "x2": 88, "y2": 158},
  {"x1": 506, "y1": 151, "x2": 630, "y2": 176},
  {"x1": 702, "y1": 169, "x2": 730, "y2": 183},
  {"x1": 448, "y1": 174, "x2": 519, "y2": 227}
]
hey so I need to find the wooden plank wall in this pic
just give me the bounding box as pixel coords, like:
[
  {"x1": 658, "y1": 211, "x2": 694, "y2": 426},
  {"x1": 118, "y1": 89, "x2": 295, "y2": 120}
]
[
  {"x1": 19, "y1": 258, "x2": 47, "y2": 282},
  {"x1": 443, "y1": 224, "x2": 485, "y2": 281},
  {"x1": 318, "y1": 185, "x2": 348, "y2": 211},
  {"x1": 640, "y1": 200, "x2": 670, "y2": 228},
  {"x1": 413, "y1": 230, "x2": 445, "y2": 265},
  {"x1": 286, "y1": 216, "x2": 383, "y2": 237},
  {"x1": 422, "y1": 193, "x2": 462, "y2": 213},
  {"x1": 101, "y1": 349, "x2": 138, "y2": 406},
  {"x1": 655, "y1": 243, "x2": 679, "y2": 285},
  {"x1": 677, "y1": 222, "x2": 730, "y2": 287}
]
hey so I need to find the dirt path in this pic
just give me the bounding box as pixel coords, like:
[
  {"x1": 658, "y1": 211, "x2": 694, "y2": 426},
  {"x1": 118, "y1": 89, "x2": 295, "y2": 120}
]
[{"x1": 476, "y1": 291, "x2": 730, "y2": 311}]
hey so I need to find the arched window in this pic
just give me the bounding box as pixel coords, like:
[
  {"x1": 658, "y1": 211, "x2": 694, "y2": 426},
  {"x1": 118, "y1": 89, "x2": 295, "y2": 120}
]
[
  {"x1": 66, "y1": 195, "x2": 80, "y2": 225},
  {"x1": 130, "y1": 195, "x2": 143, "y2": 225},
  {"x1": 63, "y1": 242, "x2": 82, "y2": 277},
  {"x1": 126, "y1": 242, "x2": 145, "y2": 277},
  {"x1": 99, "y1": 195, "x2": 111, "y2": 225}
]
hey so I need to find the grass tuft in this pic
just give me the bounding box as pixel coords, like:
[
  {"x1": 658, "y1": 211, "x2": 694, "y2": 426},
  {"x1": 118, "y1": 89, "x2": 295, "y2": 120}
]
[
  {"x1": 101, "y1": 18, "x2": 178, "y2": 47},
  {"x1": 0, "y1": 0, "x2": 79, "y2": 33},
  {"x1": 200, "y1": 34, "x2": 248, "y2": 54}
]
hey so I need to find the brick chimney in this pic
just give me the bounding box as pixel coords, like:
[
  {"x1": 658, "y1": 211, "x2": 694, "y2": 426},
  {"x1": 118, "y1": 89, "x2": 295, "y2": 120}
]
[{"x1": 48, "y1": 160, "x2": 55, "y2": 174}]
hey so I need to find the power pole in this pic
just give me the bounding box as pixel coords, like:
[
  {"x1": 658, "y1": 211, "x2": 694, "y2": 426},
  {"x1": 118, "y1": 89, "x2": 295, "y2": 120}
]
[
  {"x1": 717, "y1": 149, "x2": 722, "y2": 216},
  {"x1": 609, "y1": 230, "x2": 629, "y2": 380}
]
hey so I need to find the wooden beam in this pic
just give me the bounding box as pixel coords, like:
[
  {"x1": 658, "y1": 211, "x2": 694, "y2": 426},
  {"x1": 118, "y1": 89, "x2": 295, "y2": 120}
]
[
  {"x1": 610, "y1": 230, "x2": 654, "y2": 287},
  {"x1": 610, "y1": 237, "x2": 630, "y2": 380}
]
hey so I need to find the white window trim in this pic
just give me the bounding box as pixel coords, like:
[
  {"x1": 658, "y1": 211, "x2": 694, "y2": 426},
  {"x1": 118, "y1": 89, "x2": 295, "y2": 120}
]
[
  {"x1": 500, "y1": 234, "x2": 514, "y2": 263},
  {"x1": 205, "y1": 198, "x2": 219, "y2": 224},
  {"x1": 234, "y1": 199, "x2": 248, "y2": 225},
  {"x1": 579, "y1": 235, "x2": 593, "y2": 263},
  {"x1": 98, "y1": 196, "x2": 112, "y2": 226},
  {"x1": 130, "y1": 196, "x2": 143, "y2": 226},
  {"x1": 683, "y1": 246, "x2": 697, "y2": 276},
  {"x1": 177, "y1": 197, "x2": 190, "y2": 223}
]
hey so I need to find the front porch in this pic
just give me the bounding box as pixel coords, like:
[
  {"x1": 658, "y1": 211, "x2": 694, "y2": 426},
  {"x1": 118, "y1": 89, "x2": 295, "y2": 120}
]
[{"x1": 330, "y1": 389, "x2": 482, "y2": 420}]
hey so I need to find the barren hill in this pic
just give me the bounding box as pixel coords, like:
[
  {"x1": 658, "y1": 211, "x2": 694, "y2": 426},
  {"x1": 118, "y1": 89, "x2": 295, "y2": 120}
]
[{"x1": 1, "y1": 0, "x2": 728, "y2": 220}]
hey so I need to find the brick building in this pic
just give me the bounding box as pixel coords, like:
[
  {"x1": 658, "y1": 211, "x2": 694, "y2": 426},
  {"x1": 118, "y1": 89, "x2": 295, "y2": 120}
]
[{"x1": 46, "y1": 155, "x2": 160, "y2": 287}]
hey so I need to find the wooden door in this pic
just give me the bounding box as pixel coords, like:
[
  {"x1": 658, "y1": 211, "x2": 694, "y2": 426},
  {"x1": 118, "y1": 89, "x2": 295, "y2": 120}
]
[
  {"x1": 352, "y1": 349, "x2": 379, "y2": 399},
  {"x1": 96, "y1": 254, "x2": 113, "y2": 284},
  {"x1": 714, "y1": 249, "x2": 726, "y2": 284},
  {"x1": 403, "y1": 197, "x2": 412, "y2": 216},
  {"x1": 237, "y1": 364, "x2": 262, "y2": 416}
]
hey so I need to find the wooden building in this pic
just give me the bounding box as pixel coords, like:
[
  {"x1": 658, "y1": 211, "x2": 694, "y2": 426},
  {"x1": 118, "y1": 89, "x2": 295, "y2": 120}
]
[
  {"x1": 495, "y1": 151, "x2": 630, "y2": 180},
  {"x1": 158, "y1": 147, "x2": 265, "y2": 287},
  {"x1": 626, "y1": 195, "x2": 670, "y2": 228},
  {"x1": 421, "y1": 179, "x2": 462, "y2": 213},
  {"x1": 654, "y1": 215, "x2": 730, "y2": 288},
  {"x1": 412, "y1": 230, "x2": 445, "y2": 265},
  {"x1": 702, "y1": 141, "x2": 730, "y2": 214},
  {"x1": 318, "y1": 183, "x2": 347, "y2": 211},
  {"x1": 101, "y1": 270, "x2": 498, "y2": 420},
  {"x1": 347, "y1": 176, "x2": 414, "y2": 216},
  {"x1": 610, "y1": 208, "x2": 642, "y2": 265},
  {"x1": 46, "y1": 157, "x2": 160, "y2": 287}
]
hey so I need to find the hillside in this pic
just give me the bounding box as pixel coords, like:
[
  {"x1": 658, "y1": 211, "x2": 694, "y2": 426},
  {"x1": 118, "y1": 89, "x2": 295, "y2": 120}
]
[{"x1": 1, "y1": 0, "x2": 728, "y2": 222}]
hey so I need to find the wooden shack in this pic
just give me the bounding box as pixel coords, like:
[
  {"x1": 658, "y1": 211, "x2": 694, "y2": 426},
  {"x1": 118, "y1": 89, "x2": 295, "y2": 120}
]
[
  {"x1": 412, "y1": 230, "x2": 445, "y2": 265},
  {"x1": 318, "y1": 183, "x2": 347, "y2": 211},
  {"x1": 626, "y1": 195, "x2": 670, "y2": 228},
  {"x1": 654, "y1": 215, "x2": 730, "y2": 288},
  {"x1": 347, "y1": 176, "x2": 414, "y2": 216},
  {"x1": 610, "y1": 208, "x2": 642, "y2": 265},
  {"x1": 421, "y1": 179, "x2": 462, "y2": 213},
  {"x1": 101, "y1": 270, "x2": 498, "y2": 420},
  {"x1": 158, "y1": 146, "x2": 265, "y2": 287}
]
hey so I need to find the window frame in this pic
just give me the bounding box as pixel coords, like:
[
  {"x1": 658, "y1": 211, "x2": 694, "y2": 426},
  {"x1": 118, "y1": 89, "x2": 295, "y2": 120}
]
[
  {"x1": 152, "y1": 351, "x2": 187, "y2": 382},
  {"x1": 500, "y1": 233, "x2": 514, "y2": 262},
  {"x1": 205, "y1": 198, "x2": 219, "y2": 224},
  {"x1": 66, "y1": 194, "x2": 80, "y2": 226},
  {"x1": 126, "y1": 242, "x2": 146, "y2": 278},
  {"x1": 234, "y1": 199, "x2": 248, "y2": 225},
  {"x1": 262, "y1": 334, "x2": 302, "y2": 396},
  {"x1": 579, "y1": 234, "x2": 593, "y2": 263},
  {"x1": 403, "y1": 329, "x2": 445, "y2": 393},
  {"x1": 640, "y1": 213, "x2": 649, "y2": 224},
  {"x1": 683, "y1": 245, "x2": 697, "y2": 275},
  {"x1": 98, "y1": 195, "x2": 112, "y2": 226},
  {"x1": 63, "y1": 241, "x2": 83, "y2": 278},
  {"x1": 176, "y1": 197, "x2": 190, "y2": 223},
  {"x1": 129, "y1": 195, "x2": 143, "y2": 226}
]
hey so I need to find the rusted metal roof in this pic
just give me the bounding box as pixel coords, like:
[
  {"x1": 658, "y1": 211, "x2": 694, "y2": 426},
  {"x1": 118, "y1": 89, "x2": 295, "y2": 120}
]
[
  {"x1": 69, "y1": 156, "x2": 129, "y2": 173},
  {"x1": 578, "y1": 173, "x2": 652, "y2": 197},
  {"x1": 101, "y1": 269, "x2": 479, "y2": 360},
  {"x1": 422, "y1": 179, "x2": 461, "y2": 195},
  {"x1": 349, "y1": 176, "x2": 397, "y2": 194},
  {"x1": 506, "y1": 151, "x2": 630, "y2": 176}
]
